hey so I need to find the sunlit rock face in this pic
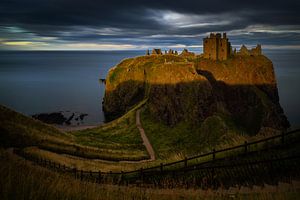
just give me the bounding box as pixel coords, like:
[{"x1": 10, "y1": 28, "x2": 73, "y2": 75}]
[{"x1": 103, "y1": 53, "x2": 289, "y2": 135}]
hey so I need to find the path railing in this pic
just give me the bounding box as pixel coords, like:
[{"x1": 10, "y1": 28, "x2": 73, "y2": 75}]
[{"x1": 15, "y1": 129, "x2": 300, "y2": 187}]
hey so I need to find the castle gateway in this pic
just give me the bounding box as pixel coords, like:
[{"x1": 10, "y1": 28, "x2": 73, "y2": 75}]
[{"x1": 203, "y1": 33, "x2": 232, "y2": 61}]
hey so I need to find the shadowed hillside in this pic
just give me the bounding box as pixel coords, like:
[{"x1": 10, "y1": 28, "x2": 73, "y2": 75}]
[{"x1": 103, "y1": 54, "x2": 289, "y2": 137}]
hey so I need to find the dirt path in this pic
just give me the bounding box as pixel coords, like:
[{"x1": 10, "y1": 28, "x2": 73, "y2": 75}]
[
  {"x1": 136, "y1": 109, "x2": 156, "y2": 161},
  {"x1": 44, "y1": 108, "x2": 156, "y2": 163},
  {"x1": 55, "y1": 125, "x2": 98, "y2": 131}
]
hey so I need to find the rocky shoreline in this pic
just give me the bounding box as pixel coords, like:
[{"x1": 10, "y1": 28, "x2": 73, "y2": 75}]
[{"x1": 32, "y1": 111, "x2": 88, "y2": 126}]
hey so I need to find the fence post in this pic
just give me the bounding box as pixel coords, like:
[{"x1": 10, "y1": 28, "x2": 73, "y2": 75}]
[
  {"x1": 160, "y1": 163, "x2": 163, "y2": 173},
  {"x1": 98, "y1": 170, "x2": 102, "y2": 183},
  {"x1": 74, "y1": 168, "x2": 77, "y2": 179},
  {"x1": 80, "y1": 170, "x2": 83, "y2": 181},
  {"x1": 121, "y1": 171, "x2": 124, "y2": 183},
  {"x1": 212, "y1": 149, "x2": 216, "y2": 160},
  {"x1": 281, "y1": 131, "x2": 285, "y2": 145},
  {"x1": 244, "y1": 141, "x2": 248, "y2": 154},
  {"x1": 58, "y1": 163, "x2": 61, "y2": 169},
  {"x1": 90, "y1": 170, "x2": 92, "y2": 177},
  {"x1": 184, "y1": 157, "x2": 188, "y2": 168},
  {"x1": 140, "y1": 167, "x2": 143, "y2": 182},
  {"x1": 211, "y1": 167, "x2": 215, "y2": 188}
]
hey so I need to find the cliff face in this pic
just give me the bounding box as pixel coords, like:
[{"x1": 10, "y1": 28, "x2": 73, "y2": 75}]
[
  {"x1": 195, "y1": 55, "x2": 289, "y2": 133},
  {"x1": 103, "y1": 54, "x2": 289, "y2": 135}
]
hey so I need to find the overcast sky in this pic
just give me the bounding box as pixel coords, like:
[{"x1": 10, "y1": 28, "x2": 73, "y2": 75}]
[{"x1": 0, "y1": 0, "x2": 299, "y2": 50}]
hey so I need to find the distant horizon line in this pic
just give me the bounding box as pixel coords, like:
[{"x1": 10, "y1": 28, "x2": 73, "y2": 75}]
[{"x1": 1, "y1": 46, "x2": 300, "y2": 52}]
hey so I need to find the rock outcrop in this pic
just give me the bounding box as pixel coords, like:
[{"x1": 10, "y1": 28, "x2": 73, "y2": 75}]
[{"x1": 103, "y1": 54, "x2": 289, "y2": 135}]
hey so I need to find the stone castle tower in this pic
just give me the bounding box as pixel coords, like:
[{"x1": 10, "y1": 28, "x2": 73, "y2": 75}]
[{"x1": 203, "y1": 33, "x2": 232, "y2": 61}]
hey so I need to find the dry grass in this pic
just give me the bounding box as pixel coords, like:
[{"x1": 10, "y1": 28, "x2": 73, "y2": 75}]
[{"x1": 1, "y1": 149, "x2": 299, "y2": 200}]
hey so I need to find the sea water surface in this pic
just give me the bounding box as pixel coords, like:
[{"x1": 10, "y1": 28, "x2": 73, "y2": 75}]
[
  {"x1": 0, "y1": 51, "x2": 143, "y2": 125},
  {"x1": 0, "y1": 50, "x2": 299, "y2": 127}
]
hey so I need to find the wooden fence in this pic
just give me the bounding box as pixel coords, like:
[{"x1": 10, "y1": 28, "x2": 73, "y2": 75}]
[{"x1": 16, "y1": 129, "x2": 300, "y2": 188}]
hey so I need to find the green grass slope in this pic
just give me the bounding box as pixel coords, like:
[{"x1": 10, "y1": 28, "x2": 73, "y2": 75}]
[{"x1": 0, "y1": 105, "x2": 148, "y2": 162}]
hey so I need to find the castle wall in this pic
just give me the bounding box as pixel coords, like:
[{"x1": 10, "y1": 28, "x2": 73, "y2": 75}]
[
  {"x1": 218, "y1": 38, "x2": 229, "y2": 61},
  {"x1": 203, "y1": 33, "x2": 231, "y2": 61},
  {"x1": 238, "y1": 44, "x2": 262, "y2": 56},
  {"x1": 203, "y1": 37, "x2": 218, "y2": 60}
]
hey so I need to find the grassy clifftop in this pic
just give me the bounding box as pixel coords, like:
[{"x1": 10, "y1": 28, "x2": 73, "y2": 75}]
[{"x1": 103, "y1": 54, "x2": 289, "y2": 140}]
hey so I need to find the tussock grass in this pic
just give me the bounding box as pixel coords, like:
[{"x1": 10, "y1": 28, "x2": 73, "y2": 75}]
[{"x1": 1, "y1": 149, "x2": 299, "y2": 200}]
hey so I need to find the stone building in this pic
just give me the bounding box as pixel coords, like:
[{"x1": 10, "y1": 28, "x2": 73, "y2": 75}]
[
  {"x1": 146, "y1": 49, "x2": 150, "y2": 55},
  {"x1": 168, "y1": 49, "x2": 174, "y2": 54},
  {"x1": 203, "y1": 33, "x2": 232, "y2": 61},
  {"x1": 237, "y1": 44, "x2": 262, "y2": 56},
  {"x1": 180, "y1": 48, "x2": 195, "y2": 56},
  {"x1": 151, "y1": 48, "x2": 162, "y2": 55}
]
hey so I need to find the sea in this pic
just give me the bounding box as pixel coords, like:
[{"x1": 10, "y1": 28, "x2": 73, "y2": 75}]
[{"x1": 0, "y1": 50, "x2": 299, "y2": 128}]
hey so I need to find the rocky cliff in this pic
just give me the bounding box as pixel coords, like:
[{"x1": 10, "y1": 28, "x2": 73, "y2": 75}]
[{"x1": 103, "y1": 54, "x2": 289, "y2": 135}]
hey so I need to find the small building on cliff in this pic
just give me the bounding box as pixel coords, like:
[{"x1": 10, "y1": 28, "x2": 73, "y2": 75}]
[
  {"x1": 151, "y1": 49, "x2": 163, "y2": 55},
  {"x1": 237, "y1": 44, "x2": 262, "y2": 56},
  {"x1": 180, "y1": 48, "x2": 195, "y2": 57},
  {"x1": 203, "y1": 33, "x2": 232, "y2": 61}
]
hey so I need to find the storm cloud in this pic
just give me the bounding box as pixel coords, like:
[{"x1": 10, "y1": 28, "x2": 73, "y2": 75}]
[{"x1": 0, "y1": 0, "x2": 299, "y2": 50}]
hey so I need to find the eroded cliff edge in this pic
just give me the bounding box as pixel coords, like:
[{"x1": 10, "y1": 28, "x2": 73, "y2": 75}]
[{"x1": 103, "y1": 54, "x2": 289, "y2": 135}]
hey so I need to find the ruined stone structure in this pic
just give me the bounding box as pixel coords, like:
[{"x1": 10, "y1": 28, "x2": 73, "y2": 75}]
[
  {"x1": 203, "y1": 33, "x2": 232, "y2": 61},
  {"x1": 148, "y1": 48, "x2": 178, "y2": 56},
  {"x1": 146, "y1": 49, "x2": 150, "y2": 55},
  {"x1": 180, "y1": 48, "x2": 195, "y2": 56},
  {"x1": 168, "y1": 49, "x2": 174, "y2": 54},
  {"x1": 151, "y1": 49, "x2": 162, "y2": 55},
  {"x1": 237, "y1": 44, "x2": 262, "y2": 56}
]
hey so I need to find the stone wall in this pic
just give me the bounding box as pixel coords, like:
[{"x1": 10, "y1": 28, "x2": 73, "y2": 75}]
[
  {"x1": 203, "y1": 33, "x2": 231, "y2": 61},
  {"x1": 237, "y1": 44, "x2": 262, "y2": 56}
]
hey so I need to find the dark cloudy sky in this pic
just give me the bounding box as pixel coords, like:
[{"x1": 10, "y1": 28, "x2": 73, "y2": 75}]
[{"x1": 0, "y1": 0, "x2": 299, "y2": 50}]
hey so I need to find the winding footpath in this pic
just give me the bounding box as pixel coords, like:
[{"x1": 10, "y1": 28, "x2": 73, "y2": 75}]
[
  {"x1": 136, "y1": 109, "x2": 156, "y2": 161},
  {"x1": 55, "y1": 109, "x2": 156, "y2": 163},
  {"x1": 38, "y1": 108, "x2": 155, "y2": 163}
]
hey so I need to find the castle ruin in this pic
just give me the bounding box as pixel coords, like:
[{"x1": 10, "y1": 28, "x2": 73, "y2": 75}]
[
  {"x1": 203, "y1": 33, "x2": 232, "y2": 61},
  {"x1": 151, "y1": 49, "x2": 163, "y2": 55},
  {"x1": 237, "y1": 44, "x2": 262, "y2": 56},
  {"x1": 147, "y1": 48, "x2": 178, "y2": 56},
  {"x1": 146, "y1": 33, "x2": 262, "y2": 59}
]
